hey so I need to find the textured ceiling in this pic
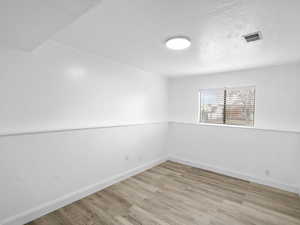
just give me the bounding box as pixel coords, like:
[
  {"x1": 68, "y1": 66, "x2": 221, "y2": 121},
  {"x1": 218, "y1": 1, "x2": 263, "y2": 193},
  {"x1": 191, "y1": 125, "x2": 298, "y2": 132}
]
[
  {"x1": 0, "y1": 0, "x2": 101, "y2": 51},
  {"x1": 2, "y1": 0, "x2": 300, "y2": 76},
  {"x1": 52, "y1": 0, "x2": 300, "y2": 76}
]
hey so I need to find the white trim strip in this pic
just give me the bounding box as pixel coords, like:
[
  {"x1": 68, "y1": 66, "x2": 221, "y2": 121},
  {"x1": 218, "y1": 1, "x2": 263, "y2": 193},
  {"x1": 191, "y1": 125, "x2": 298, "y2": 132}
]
[
  {"x1": 169, "y1": 121, "x2": 300, "y2": 134},
  {"x1": 1, "y1": 121, "x2": 299, "y2": 138},
  {"x1": 0, "y1": 122, "x2": 167, "y2": 138}
]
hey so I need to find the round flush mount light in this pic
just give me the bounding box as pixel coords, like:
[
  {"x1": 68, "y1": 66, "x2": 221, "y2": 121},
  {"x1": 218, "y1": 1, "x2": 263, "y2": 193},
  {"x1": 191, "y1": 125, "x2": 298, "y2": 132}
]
[{"x1": 165, "y1": 36, "x2": 191, "y2": 50}]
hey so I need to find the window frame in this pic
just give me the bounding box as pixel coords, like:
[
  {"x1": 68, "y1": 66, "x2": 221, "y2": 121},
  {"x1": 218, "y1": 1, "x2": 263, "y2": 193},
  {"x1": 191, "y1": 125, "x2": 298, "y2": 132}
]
[{"x1": 198, "y1": 86, "x2": 256, "y2": 127}]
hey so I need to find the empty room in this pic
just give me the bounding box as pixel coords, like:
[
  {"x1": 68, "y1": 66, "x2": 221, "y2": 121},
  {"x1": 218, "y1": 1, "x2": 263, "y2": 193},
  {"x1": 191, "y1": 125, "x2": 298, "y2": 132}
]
[{"x1": 1, "y1": 0, "x2": 300, "y2": 225}]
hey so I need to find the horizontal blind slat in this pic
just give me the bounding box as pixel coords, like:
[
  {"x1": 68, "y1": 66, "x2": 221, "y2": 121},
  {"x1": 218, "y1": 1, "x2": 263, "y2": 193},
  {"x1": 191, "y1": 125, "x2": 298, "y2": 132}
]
[{"x1": 225, "y1": 86, "x2": 255, "y2": 126}]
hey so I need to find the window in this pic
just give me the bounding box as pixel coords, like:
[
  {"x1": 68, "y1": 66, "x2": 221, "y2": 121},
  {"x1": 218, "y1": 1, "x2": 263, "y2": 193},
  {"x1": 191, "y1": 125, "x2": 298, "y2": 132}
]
[{"x1": 199, "y1": 86, "x2": 255, "y2": 127}]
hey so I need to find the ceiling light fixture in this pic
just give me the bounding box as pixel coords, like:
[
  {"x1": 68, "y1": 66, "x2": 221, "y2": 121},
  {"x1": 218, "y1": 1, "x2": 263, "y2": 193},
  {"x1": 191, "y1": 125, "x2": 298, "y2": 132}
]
[{"x1": 165, "y1": 36, "x2": 191, "y2": 50}]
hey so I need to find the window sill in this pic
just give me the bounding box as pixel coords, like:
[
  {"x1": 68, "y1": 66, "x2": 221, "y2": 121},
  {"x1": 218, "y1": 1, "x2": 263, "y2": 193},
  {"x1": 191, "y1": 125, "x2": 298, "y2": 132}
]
[{"x1": 198, "y1": 122, "x2": 254, "y2": 129}]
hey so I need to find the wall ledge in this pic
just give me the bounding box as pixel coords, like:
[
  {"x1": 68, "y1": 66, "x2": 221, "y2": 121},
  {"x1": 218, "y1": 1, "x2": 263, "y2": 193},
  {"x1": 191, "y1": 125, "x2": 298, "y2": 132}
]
[
  {"x1": 2, "y1": 121, "x2": 299, "y2": 138},
  {"x1": 0, "y1": 122, "x2": 168, "y2": 138},
  {"x1": 169, "y1": 121, "x2": 300, "y2": 134}
]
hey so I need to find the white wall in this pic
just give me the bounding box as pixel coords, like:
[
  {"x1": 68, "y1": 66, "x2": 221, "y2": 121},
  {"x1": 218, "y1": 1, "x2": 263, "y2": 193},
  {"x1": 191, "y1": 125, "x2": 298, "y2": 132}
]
[
  {"x1": 0, "y1": 41, "x2": 167, "y2": 135},
  {"x1": 0, "y1": 123, "x2": 168, "y2": 225},
  {"x1": 169, "y1": 63, "x2": 300, "y2": 132},
  {"x1": 1, "y1": 40, "x2": 300, "y2": 225},
  {"x1": 0, "y1": 41, "x2": 168, "y2": 225},
  {"x1": 168, "y1": 122, "x2": 300, "y2": 193},
  {"x1": 168, "y1": 63, "x2": 300, "y2": 194}
]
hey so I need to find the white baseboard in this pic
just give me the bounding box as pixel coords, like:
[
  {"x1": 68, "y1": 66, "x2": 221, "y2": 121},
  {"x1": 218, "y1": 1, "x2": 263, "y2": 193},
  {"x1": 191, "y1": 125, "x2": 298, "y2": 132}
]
[
  {"x1": 1, "y1": 157, "x2": 167, "y2": 225},
  {"x1": 168, "y1": 156, "x2": 300, "y2": 195}
]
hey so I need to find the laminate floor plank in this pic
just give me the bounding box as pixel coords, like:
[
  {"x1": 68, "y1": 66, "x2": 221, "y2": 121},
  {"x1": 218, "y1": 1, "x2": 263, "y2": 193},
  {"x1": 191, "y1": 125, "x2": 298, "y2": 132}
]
[{"x1": 27, "y1": 161, "x2": 300, "y2": 225}]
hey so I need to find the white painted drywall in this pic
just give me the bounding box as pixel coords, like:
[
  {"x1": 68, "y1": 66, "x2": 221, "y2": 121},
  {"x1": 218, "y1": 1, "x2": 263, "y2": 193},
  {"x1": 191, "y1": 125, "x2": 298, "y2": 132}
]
[
  {"x1": 167, "y1": 63, "x2": 300, "y2": 194},
  {"x1": 0, "y1": 40, "x2": 167, "y2": 135},
  {"x1": 0, "y1": 123, "x2": 168, "y2": 225},
  {"x1": 168, "y1": 63, "x2": 300, "y2": 133},
  {"x1": 0, "y1": 40, "x2": 168, "y2": 225},
  {"x1": 1, "y1": 39, "x2": 300, "y2": 225},
  {"x1": 168, "y1": 122, "x2": 300, "y2": 193},
  {"x1": 0, "y1": 0, "x2": 101, "y2": 51}
]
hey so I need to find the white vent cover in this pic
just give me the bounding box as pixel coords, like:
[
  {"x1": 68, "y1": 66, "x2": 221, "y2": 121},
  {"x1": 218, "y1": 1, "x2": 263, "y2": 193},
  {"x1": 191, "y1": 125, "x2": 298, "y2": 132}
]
[{"x1": 243, "y1": 31, "x2": 262, "y2": 42}]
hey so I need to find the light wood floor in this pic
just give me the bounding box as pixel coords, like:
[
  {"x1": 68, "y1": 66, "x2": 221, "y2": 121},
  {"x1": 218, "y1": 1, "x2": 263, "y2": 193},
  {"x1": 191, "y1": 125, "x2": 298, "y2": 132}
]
[{"x1": 28, "y1": 161, "x2": 300, "y2": 225}]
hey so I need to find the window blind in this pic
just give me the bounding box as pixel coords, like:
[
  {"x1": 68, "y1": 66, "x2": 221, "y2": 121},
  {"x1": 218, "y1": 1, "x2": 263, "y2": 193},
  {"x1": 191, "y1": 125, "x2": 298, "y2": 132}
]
[
  {"x1": 199, "y1": 89, "x2": 225, "y2": 124},
  {"x1": 225, "y1": 87, "x2": 255, "y2": 126},
  {"x1": 199, "y1": 86, "x2": 255, "y2": 127}
]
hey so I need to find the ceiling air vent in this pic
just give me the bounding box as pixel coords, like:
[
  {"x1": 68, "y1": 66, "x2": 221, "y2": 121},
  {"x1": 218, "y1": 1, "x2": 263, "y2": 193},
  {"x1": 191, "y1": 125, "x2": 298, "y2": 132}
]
[{"x1": 243, "y1": 31, "x2": 262, "y2": 42}]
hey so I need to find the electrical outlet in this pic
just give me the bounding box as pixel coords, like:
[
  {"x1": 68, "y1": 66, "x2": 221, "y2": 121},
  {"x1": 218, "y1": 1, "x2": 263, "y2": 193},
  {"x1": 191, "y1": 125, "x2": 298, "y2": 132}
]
[
  {"x1": 265, "y1": 169, "x2": 270, "y2": 176},
  {"x1": 125, "y1": 155, "x2": 129, "y2": 161}
]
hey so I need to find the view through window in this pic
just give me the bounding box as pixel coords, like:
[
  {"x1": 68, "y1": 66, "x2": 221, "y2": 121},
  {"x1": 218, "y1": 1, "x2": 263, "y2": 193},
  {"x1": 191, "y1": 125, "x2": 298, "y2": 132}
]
[{"x1": 199, "y1": 86, "x2": 255, "y2": 126}]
